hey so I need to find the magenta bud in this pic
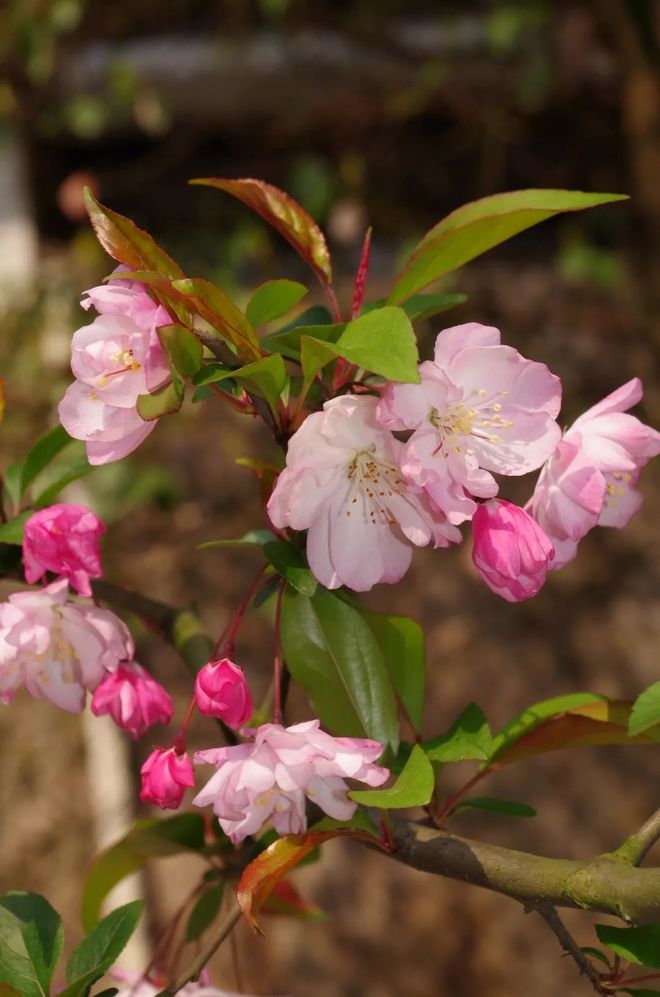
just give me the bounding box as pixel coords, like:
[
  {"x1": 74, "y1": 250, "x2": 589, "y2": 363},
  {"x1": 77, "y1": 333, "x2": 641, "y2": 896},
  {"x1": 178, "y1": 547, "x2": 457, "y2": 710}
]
[
  {"x1": 140, "y1": 746, "x2": 194, "y2": 810},
  {"x1": 194, "y1": 657, "x2": 253, "y2": 728},
  {"x1": 472, "y1": 499, "x2": 554, "y2": 603},
  {"x1": 91, "y1": 661, "x2": 173, "y2": 739}
]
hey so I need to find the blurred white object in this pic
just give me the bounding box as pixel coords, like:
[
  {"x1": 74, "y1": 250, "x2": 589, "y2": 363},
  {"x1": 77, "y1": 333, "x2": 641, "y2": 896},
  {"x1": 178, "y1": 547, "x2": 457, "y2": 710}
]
[{"x1": 0, "y1": 135, "x2": 37, "y2": 299}]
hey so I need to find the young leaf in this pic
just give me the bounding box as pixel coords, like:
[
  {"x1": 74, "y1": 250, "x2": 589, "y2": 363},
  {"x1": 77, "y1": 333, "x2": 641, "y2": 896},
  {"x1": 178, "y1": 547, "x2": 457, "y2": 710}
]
[
  {"x1": 185, "y1": 886, "x2": 224, "y2": 943},
  {"x1": 65, "y1": 900, "x2": 143, "y2": 994},
  {"x1": 82, "y1": 815, "x2": 205, "y2": 929},
  {"x1": 170, "y1": 277, "x2": 261, "y2": 360},
  {"x1": 280, "y1": 587, "x2": 399, "y2": 752},
  {"x1": 225, "y1": 355, "x2": 288, "y2": 413},
  {"x1": 351, "y1": 227, "x2": 372, "y2": 318},
  {"x1": 349, "y1": 744, "x2": 434, "y2": 809},
  {"x1": 630, "y1": 682, "x2": 660, "y2": 736},
  {"x1": 137, "y1": 378, "x2": 184, "y2": 421},
  {"x1": 579, "y1": 946, "x2": 612, "y2": 967},
  {"x1": 260, "y1": 879, "x2": 327, "y2": 922},
  {"x1": 487, "y1": 692, "x2": 607, "y2": 762},
  {"x1": 84, "y1": 189, "x2": 183, "y2": 277},
  {"x1": 158, "y1": 324, "x2": 203, "y2": 378},
  {"x1": 453, "y1": 797, "x2": 536, "y2": 818},
  {"x1": 335, "y1": 307, "x2": 419, "y2": 383},
  {"x1": 263, "y1": 540, "x2": 318, "y2": 596},
  {"x1": 246, "y1": 280, "x2": 308, "y2": 327},
  {"x1": 261, "y1": 322, "x2": 344, "y2": 362},
  {"x1": 359, "y1": 609, "x2": 425, "y2": 733},
  {"x1": 0, "y1": 891, "x2": 64, "y2": 997},
  {"x1": 595, "y1": 923, "x2": 660, "y2": 968},
  {"x1": 389, "y1": 189, "x2": 629, "y2": 303},
  {"x1": 191, "y1": 178, "x2": 333, "y2": 283},
  {"x1": 424, "y1": 703, "x2": 493, "y2": 763}
]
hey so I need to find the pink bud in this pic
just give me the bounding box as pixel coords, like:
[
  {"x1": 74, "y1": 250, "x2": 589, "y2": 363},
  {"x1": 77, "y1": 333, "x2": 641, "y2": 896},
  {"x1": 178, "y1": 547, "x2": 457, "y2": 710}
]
[
  {"x1": 472, "y1": 499, "x2": 554, "y2": 603},
  {"x1": 91, "y1": 662, "x2": 173, "y2": 739},
  {"x1": 140, "y1": 747, "x2": 194, "y2": 810},
  {"x1": 23, "y1": 503, "x2": 106, "y2": 597},
  {"x1": 194, "y1": 658, "x2": 253, "y2": 728}
]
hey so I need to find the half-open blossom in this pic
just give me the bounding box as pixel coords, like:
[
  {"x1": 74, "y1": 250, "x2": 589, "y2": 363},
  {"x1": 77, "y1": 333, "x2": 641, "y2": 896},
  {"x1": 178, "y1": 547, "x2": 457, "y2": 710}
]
[
  {"x1": 91, "y1": 661, "x2": 173, "y2": 738},
  {"x1": 194, "y1": 658, "x2": 253, "y2": 727},
  {"x1": 22, "y1": 502, "x2": 106, "y2": 597},
  {"x1": 528, "y1": 378, "x2": 660, "y2": 568},
  {"x1": 0, "y1": 579, "x2": 133, "y2": 713},
  {"x1": 58, "y1": 271, "x2": 170, "y2": 465},
  {"x1": 193, "y1": 719, "x2": 389, "y2": 844},
  {"x1": 472, "y1": 499, "x2": 554, "y2": 602},
  {"x1": 267, "y1": 395, "x2": 461, "y2": 591},
  {"x1": 140, "y1": 746, "x2": 194, "y2": 810},
  {"x1": 377, "y1": 323, "x2": 562, "y2": 524}
]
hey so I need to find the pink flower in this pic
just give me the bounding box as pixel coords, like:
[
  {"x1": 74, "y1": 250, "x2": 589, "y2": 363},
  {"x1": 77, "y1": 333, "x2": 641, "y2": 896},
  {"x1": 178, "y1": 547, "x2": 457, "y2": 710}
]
[
  {"x1": 377, "y1": 323, "x2": 562, "y2": 524},
  {"x1": 111, "y1": 967, "x2": 247, "y2": 996},
  {"x1": 140, "y1": 747, "x2": 194, "y2": 810},
  {"x1": 528, "y1": 379, "x2": 660, "y2": 568},
  {"x1": 22, "y1": 502, "x2": 106, "y2": 597},
  {"x1": 472, "y1": 499, "x2": 554, "y2": 602},
  {"x1": 194, "y1": 658, "x2": 253, "y2": 728},
  {"x1": 58, "y1": 271, "x2": 171, "y2": 465},
  {"x1": 267, "y1": 395, "x2": 461, "y2": 591},
  {"x1": 91, "y1": 661, "x2": 173, "y2": 738},
  {"x1": 0, "y1": 579, "x2": 133, "y2": 713},
  {"x1": 193, "y1": 719, "x2": 389, "y2": 844}
]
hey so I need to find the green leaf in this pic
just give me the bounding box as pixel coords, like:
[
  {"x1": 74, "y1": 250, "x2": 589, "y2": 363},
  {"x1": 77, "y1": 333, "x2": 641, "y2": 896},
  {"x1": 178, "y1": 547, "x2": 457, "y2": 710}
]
[
  {"x1": 3, "y1": 425, "x2": 72, "y2": 510},
  {"x1": 630, "y1": 682, "x2": 660, "y2": 735},
  {"x1": 359, "y1": 610, "x2": 425, "y2": 733},
  {"x1": 246, "y1": 280, "x2": 308, "y2": 327},
  {"x1": 63, "y1": 900, "x2": 143, "y2": 995},
  {"x1": 185, "y1": 886, "x2": 223, "y2": 943},
  {"x1": 280, "y1": 587, "x2": 399, "y2": 752},
  {"x1": 487, "y1": 692, "x2": 606, "y2": 762},
  {"x1": 82, "y1": 815, "x2": 205, "y2": 930},
  {"x1": 32, "y1": 447, "x2": 93, "y2": 507},
  {"x1": 0, "y1": 512, "x2": 29, "y2": 545},
  {"x1": 620, "y1": 990, "x2": 660, "y2": 996},
  {"x1": 454, "y1": 797, "x2": 536, "y2": 818},
  {"x1": 596, "y1": 923, "x2": 660, "y2": 968},
  {"x1": 336, "y1": 307, "x2": 419, "y2": 383},
  {"x1": 261, "y1": 322, "x2": 344, "y2": 362},
  {"x1": 158, "y1": 324, "x2": 203, "y2": 378},
  {"x1": 425, "y1": 703, "x2": 493, "y2": 763},
  {"x1": 197, "y1": 529, "x2": 277, "y2": 550},
  {"x1": 263, "y1": 541, "x2": 318, "y2": 596},
  {"x1": 0, "y1": 891, "x2": 64, "y2": 997},
  {"x1": 349, "y1": 744, "x2": 434, "y2": 809},
  {"x1": 402, "y1": 293, "x2": 468, "y2": 320},
  {"x1": 84, "y1": 189, "x2": 183, "y2": 278},
  {"x1": 136, "y1": 378, "x2": 183, "y2": 420},
  {"x1": 226, "y1": 355, "x2": 288, "y2": 412},
  {"x1": 389, "y1": 189, "x2": 629, "y2": 303},
  {"x1": 579, "y1": 946, "x2": 612, "y2": 967},
  {"x1": 191, "y1": 177, "x2": 333, "y2": 283}
]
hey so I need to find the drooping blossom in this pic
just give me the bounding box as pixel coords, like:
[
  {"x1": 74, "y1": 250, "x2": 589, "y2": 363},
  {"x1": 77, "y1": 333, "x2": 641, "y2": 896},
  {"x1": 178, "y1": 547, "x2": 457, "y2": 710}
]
[
  {"x1": 58, "y1": 269, "x2": 171, "y2": 465},
  {"x1": 91, "y1": 661, "x2": 173, "y2": 738},
  {"x1": 267, "y1": 395, "x2": 461, "y2": 591},
  {"x1": 528, "y1": 378, "x2": 660, "y2": 568},
  {"x1": 0, "y1": 579, "x2": 133, "y2": 713},
  {"x1": 193, "y1": 719, "x2": 389, "y2": 844},
  {"x1": 472, "y1": 499, "x2": 554, "y2": 602},
  {"x1": 194, "y1": 657, "x2": 253, "y2": 728},
  {"x1": 22, "y1": 502, "x2": 106, "y2": 597},
  {"x1": 377, "y1": 323, "x2": 562, "y2": 524},
  {"x1": 140, "y1": 746, "x2": 194, "y2": 810}
]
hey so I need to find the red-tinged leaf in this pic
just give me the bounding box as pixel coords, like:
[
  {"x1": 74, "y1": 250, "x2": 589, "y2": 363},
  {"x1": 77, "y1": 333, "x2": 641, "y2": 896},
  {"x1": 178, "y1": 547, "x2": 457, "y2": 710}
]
[
  {"x1": 260, "y1": 879, "x2": 327, "y2": 922},
  {"x1": 351, "y1": 227, "x2": 372, "y2": 318},
  {"x1": 190, "y1": 178, "x2": 333, "y2": 284},
  {"x1": 237, "y1": 826, "x2": 385, "y2": 932},
  {"x1": 84, "y1": 189, "x2": 183, "y2": 277},
  {"x1": 495, "y1": 700, "x2": 660, "y2": 766}
]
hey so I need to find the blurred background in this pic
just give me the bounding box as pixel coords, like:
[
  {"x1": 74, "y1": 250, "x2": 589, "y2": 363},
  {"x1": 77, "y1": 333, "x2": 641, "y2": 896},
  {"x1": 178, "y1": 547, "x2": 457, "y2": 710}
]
[{"x1": 1, "y1": 2, "x2": 660, "y2": 995}]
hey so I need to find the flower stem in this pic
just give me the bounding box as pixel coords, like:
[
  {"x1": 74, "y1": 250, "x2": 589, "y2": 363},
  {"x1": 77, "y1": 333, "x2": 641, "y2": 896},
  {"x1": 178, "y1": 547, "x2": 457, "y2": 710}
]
[
  {"x1": 213, "y1": 564, "x2": 268, "y2": 658},
  {"x1": 272, "y1": 580, "x2": 286, "y2": 725}
]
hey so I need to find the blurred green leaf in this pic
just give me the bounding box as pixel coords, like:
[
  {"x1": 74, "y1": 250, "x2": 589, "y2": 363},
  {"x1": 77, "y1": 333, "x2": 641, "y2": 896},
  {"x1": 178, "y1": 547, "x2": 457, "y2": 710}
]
[
  {"x1": 32, "y1": 448, "x2": 92, "y2": 508},
  {"x1": 0, "y1": 512, "x2": 29, "y2": 545},
  {"x1": 454, "y1": 797, "x2": 536, "y2": 818},
  {"x1": 198, "y1": 529, "x2": 277, "y2": 550},
  {"x1": 246, "y1": 280, "x2": 308, "y2": 327},
  {"x1": 596, "y1": 923, "x2": 660, "y2": 967},
  {"x1": 360, "y1": 609, "x2": 425, "y2": 733},
  {"x1": 425, "y1": 704, "x2": 493, "y2": 763},
  {"x1": 185, "y1": 886, "x2": 223, "y2": 943},
  {"x1": 0, "y1": 891, "x2": 63, "y2": 997},
  {"x1": 349, "y1": 745, "x2": 434, "y2": 809},
  {"x1": 3, "y1": 425, "x2": 72, "y2": 512},
  {"x1": 629, "y1": 682, "x2": 660, "y2": 735}
]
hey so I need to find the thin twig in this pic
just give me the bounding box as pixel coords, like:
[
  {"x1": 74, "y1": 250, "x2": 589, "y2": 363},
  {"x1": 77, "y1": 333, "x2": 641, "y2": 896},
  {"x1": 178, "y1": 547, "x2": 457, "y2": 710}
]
[
  {"x1": 534, "y1": 904, "x2": 608, "y2": 995},
  {"x1": 155, "y1": 902, "x2": 242, "y2": 996}
]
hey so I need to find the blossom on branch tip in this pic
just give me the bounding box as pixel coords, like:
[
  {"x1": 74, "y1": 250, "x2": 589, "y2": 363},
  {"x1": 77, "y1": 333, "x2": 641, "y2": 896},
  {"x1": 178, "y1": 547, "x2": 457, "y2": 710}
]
[
  {"x1": 193, "y1": 719, "x2": 389, "y2": 844},
  {"x1": 472, "y1": 499, "x2": 554, "y2": 602},
  {"x1": 377, "y1": 323, "x2": 562, "y2": 524},
  {"x1": 91, "y1": 661, "x2": 173, "y2": 738},
  {"x1": 0, "y1": 579, "x2": 133, "y2": 713},
  {"x1": 194, "y1": 657, "x2": 253, "y2": 727},
  {"x1": 22, "y1": 502, "x2": 106, "y2": 597},
  {"x1": 267, "y1": 394, "x2": 461, "y2": 592},
  {"x1": 140, "y1": 746, "x2": 194, "y2": 810}
]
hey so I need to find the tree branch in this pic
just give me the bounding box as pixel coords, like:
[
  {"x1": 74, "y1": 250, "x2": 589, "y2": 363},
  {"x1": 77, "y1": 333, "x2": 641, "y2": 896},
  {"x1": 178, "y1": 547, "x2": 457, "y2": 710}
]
[
  {"x1": 613, "y1": 807, "x2": 660, "y2": 866},
  {"x1": 534, "y1": 904, "x2": 608, "y2": 995},
  {"x1": 391, "y1": 819, "x2": 660, "y2": 924}
]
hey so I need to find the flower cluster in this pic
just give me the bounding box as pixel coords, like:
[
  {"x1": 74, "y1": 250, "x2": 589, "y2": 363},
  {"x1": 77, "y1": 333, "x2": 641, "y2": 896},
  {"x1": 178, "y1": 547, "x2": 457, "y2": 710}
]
[
  {"x1": 269, "y1": 323, "x2": 659, "y2": 601},
  {"x1": 58, "y1": 268, "x2": 171, "y2": 465}
]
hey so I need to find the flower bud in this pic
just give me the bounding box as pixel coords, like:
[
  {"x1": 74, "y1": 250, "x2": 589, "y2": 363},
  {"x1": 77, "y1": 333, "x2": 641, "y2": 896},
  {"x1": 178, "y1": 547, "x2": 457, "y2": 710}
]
[
  {"x1": 194, "y1": 658, "x2": 253, "y2": 728},
  {"x1": 140, "y1": 747, "x2": 194, "y2": 810},
  {"x1": 23, "y1": 503, "x2": 106, "y2": 597},
  {"x1": 472, "y1": 499, "x2": 554, "y2": 603},
  {"x1": 91, "y1": 662, "x2": 173, "y2": 739}
]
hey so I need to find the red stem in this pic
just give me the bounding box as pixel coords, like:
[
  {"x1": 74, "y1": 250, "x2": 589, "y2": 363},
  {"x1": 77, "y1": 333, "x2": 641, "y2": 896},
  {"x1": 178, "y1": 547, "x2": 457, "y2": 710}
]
[
  {"x1": 434, "y1": 766, "x2": 498, "y2": 823},
  {"x1": 351, "y1": 226, "x2": 372, "y2": 318},
  {"x1": 618, "y1": 971, "x2": 660, "y2": 986},
  {"x1": 272, "y1": 581, "x2": 286, "y2": 725},
  {"x1": 212, "y1": 564, "x2": 268, "y2": 658}
]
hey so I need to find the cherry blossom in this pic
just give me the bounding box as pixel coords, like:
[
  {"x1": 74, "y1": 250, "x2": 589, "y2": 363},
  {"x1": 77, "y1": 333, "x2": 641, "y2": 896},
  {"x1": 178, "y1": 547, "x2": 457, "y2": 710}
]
[
  {"x1": 267, "y1": 394, "x2": 461, "y2": 591},
  {"x1": 91, "y1": 661, "x2": 173, "y2": 738},
  {"x1": 0, "y1": 579, "x2": 133, "y2": 713},
  {"x1": 193, "y1": 719, "x2": 389, "y2": 844},
  {"x1": 22, "y1": 502, "x2": 106, "y2": 597},
  {"x1": 377, "y1": 323, "x2": 562, "y2": 524},
  {"x1": 111, "y1": 967, "x2": 248, "y2": 996},
  {"x1": 194, "y1": 657, "x2": 253, "y2": 727},
  {"x1": 140, "y1": 746, "x2": 195, "y2": 810},
  {"x1": 472, "y1": 499, "x2": 554, "y2": 602}
]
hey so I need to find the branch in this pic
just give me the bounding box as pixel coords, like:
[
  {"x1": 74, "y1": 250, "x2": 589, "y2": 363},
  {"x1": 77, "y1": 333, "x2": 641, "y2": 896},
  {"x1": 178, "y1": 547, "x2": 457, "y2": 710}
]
[
  {"x1": 154, "y1": 902, "x2": 242, "y2": 996},
  {"x1": 534, "y1": 904, "x2": 608, "y2": 996},
  {"x1": 391, "y1": 819, "x2": 660, "y2": 925},
  {"x1": 613, "y1": 808, "x2": 660, "y2": 866}
]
